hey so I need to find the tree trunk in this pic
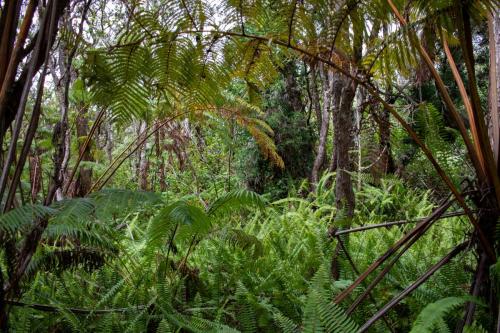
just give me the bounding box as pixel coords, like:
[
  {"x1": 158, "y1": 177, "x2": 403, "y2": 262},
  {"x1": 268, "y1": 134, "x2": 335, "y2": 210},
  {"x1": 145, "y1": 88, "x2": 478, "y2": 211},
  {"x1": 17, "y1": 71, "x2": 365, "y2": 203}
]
[
  {"x1": 308, "y1": 64, "x2": 322, "y2": 132},
  {"x1": 328, "y1": 73, "x2": 344, "y2": 173},
  {"x1": 311, "y1": 63, "x2": 333, "y2": 184},
  {"x1": 282, "y1": 61, "x2": 304, "y2": 114},
  {"x1": 28, "y1": 150, "x2": 42, "y2": 202},
  {"x1": 73, "y1": 104, "x2": 93, "y2": 197},
  {"x1": 370, "y1": 102, "x2": 396, "y2": 181},
  {"x1": 136, "y1": 121, "x2": 149, "y2": 190},
  {"x1": 335, "y1": 78, "x2": 357, "y2": 218},
  {"x1": 155, "y1": 125, "x2": 167, "y2": 192},
  {"x1": 104, "y1": 119, "x2": 114, "y2": 162}
]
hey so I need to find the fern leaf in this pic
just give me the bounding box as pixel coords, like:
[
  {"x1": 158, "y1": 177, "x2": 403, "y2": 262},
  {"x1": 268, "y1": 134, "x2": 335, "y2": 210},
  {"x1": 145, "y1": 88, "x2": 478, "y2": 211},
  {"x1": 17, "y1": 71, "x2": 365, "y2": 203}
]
[
  {"x1": 410, "y1": 297, "x2": 470, "y2": 333},
  {"x1": 208, "y1": 189, "x2": 265, "y2": 216},
  {"x1": 0, "y1": 204, "x2": 56, "y2": 235},
  {"x1": 147, "y1": 201, "x2": 209, "y2": 249}
]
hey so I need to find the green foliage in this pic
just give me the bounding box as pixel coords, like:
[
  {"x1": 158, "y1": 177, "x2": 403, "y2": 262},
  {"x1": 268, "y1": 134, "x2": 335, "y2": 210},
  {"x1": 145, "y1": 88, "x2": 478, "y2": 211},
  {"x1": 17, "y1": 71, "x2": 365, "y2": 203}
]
[
  {"x1": 6, "y1": 1, "x2": 498, "y2": 332},
  {"x1": 410, "y1": 297, "x2": 470, "y2": 333},
  {"x1": 237, "y1": 72, "x2": 316, "y2": 197}
]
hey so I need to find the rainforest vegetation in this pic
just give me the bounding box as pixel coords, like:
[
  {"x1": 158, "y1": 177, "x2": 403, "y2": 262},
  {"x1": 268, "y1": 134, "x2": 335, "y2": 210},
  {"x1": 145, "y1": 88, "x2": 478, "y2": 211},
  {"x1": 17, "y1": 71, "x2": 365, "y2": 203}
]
[{"x1": 1, "y1": 0, "x2": 500, "y2": 332}]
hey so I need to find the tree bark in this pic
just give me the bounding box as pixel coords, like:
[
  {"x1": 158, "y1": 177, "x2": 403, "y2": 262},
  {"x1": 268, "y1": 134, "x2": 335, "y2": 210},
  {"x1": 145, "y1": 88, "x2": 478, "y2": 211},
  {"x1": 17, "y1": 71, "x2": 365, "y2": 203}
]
[
  {"x1": 282, "y1": 61, "x2": 304, "y2": 114},
  {"x1": 308, "y1": 63, "x2": 322, "y2": 131},
  {"x1": 311, "y1": 63, "x2": 333, "y2": 184},
  {"x1": 29, "y1": 150, "x2": 42, "y2": 202},
  {"x1": 155, "y1": 126, "x2": 167, "y2": 192},
  {"x1": 334, "y1": 78, "x2": 357, "y2": 217},
  {"x1": 136, "y1": 121, "x2": 149, "y2": 190},
  {"x1": 73, "y1": 104, "x2": 93, "y2": 197}
]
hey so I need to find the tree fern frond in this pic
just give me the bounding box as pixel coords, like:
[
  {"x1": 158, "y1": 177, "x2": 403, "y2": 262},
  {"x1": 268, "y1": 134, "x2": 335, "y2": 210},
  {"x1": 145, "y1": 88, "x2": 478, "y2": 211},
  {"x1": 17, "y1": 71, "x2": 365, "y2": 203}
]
[
  {"x1": 26, "y1": 248, "x2": 106, "y2": 277},
  {"x1": 0, "y1": 204, "x2": 56, "y2": 235},
  {"x1": 51, "y1": 198, "x2": 95, "y2": 224},
  {"x1": 223, "y1": 228, "x2": 264, "y2": 259},
  {"x1": 410, "y1": 297, "x2": 471, "y2": 333},
  {"x1": 147, "y1": 201, "x2": 209, "y2": 250},
  {"x1": 208, "y1": 189, "x2": 265, "y2": 216}
]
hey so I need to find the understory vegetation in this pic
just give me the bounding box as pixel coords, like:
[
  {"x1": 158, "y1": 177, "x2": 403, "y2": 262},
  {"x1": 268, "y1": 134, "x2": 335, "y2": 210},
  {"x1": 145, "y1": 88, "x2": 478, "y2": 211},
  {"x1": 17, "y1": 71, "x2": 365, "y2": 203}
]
[{"x1": 1, "y1": 0, "x2": 500, "y2": 332}]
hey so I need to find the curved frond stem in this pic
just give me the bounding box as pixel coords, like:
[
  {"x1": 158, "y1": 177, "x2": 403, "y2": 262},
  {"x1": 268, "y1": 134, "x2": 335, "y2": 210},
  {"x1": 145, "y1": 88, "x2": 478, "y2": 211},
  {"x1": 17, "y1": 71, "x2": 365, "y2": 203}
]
[
  {"x1": 386, "y1": 0, "x2": 486, "y2": 183},
  {"x1": 328, "y1": 0, "x2": 358, "y2": 61},
  {"x1": 287, "y1": 0, "x2": 297, "y2": 46},
  {"x1": 336, "y1": 236, "x2": 396, "y2": 333},
  {"x1": 180, "y1": 0, "x2": 198, "y2": 30},
  {"x1": 358, "y1": 241, "x2": 470, "y2": 332},
  {"x1": 443, "y1": 38, "x2": 491, "y2": 182},
  {"x1": 346, "y1": 202, "x2": 444, "y2": 314},
  {"x1": 457, "y1": 6, "x2": 500, "y2": 207},
  {"x1": 334, "y1": 210, "x2": 469, "y2": 235},
  {"x1": 0, "y1": 0, "x2": 37, "y2": 121}
]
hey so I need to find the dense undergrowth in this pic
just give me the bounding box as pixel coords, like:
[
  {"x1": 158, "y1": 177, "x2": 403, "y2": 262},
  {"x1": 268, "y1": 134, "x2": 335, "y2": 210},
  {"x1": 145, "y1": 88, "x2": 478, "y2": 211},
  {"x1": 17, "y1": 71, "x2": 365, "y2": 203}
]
[{"x1": 6, "y1": 174, "x2": 483, "y2": 332}]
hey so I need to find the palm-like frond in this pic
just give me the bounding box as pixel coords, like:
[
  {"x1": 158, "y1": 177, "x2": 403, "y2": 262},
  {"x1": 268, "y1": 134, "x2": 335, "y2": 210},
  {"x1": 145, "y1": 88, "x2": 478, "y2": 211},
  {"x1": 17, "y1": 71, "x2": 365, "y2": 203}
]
[
  {"x1": 410, "y1": 296, "x2": 474, "y2": 333},
  {"x1": 0, "y1": 204, "x2": 56, "y2": 235},
  {"x1": 208, "y1": 189, "x2": 265, "y2": 216}
]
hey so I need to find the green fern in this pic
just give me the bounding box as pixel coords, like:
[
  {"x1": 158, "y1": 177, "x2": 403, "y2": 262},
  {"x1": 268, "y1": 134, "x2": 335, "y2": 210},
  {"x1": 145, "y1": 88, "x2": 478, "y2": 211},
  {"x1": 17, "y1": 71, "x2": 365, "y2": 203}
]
[
  {"x1": 410, "y1": 297, "x2": 470, "y2": 333},
  {"x1": 303, "y1": 264, "x2": 358, "y2": 333},
  {"x1": 208, "y1": 189, "x2": 265, "y2": 216},
  {"x1": 0, "y1": 204, "x2": 56, "y2": 235}
]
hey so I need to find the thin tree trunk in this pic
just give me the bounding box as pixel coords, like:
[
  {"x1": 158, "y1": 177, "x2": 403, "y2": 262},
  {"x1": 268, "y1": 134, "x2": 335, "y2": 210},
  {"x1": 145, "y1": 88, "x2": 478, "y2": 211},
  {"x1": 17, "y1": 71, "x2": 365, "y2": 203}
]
[
  {"x1": 282, "y1": 61, "x2": 304, "y2": 114},
  {"x1": 137, "y1": 121, "x2": 149, "y2": 190},
  {"x1": 308, "y1": 63, "x2": 322, "y2": 131},
  {"x1": 371, "y1": 102, "x2": 395, "y2": 181},
  {"x1": 104, "y1": 119, "x2": 114, "y2": 162},
  {"x1": 328, "y1": 73, "x2": 344, "y2": 173},
  {"x1": 29, "y1": 150, "x2": 42, "y2": 202},
  {"x1": 311, "y1": 63, "x2": 333, "y2": 184},
  {"x1": 155, "y1": 126, "x2": 167, "y2": 191},
  {"x1": 355, "y1": 89, "x2": 365, "y2": 190},
  {"x1": 73, "y1": 104, "x2": 93, "y2": 197}
]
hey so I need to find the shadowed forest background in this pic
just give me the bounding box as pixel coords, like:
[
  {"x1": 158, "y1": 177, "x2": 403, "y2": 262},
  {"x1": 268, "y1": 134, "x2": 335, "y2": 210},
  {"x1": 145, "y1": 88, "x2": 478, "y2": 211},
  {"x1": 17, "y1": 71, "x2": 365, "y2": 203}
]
[{"x1": 0, "y1": 0, "x2": 500, "y2": 332}]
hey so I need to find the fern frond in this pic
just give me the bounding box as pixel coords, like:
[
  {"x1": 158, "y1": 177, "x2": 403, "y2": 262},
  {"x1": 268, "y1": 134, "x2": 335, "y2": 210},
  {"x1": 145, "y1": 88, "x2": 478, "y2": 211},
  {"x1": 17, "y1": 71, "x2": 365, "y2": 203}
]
[
  {"x1": 0, "y1": 204, "x2": 56, "y2": 235},
  {"x1": 273, "y1": 310, "x2": 299, "y2": 333},
  {"x1": 208, "y1": 189, "x2": 265, "y2": 216},
  {"x1": 147, "y1": 201, "x2": 209, "y2": 249},
  {"x1": 223, "y1": 228, "x2": 263, "y2": 259},
  {"x1": 410, "y1": 297, "x2": 471, "y2": 333}
]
